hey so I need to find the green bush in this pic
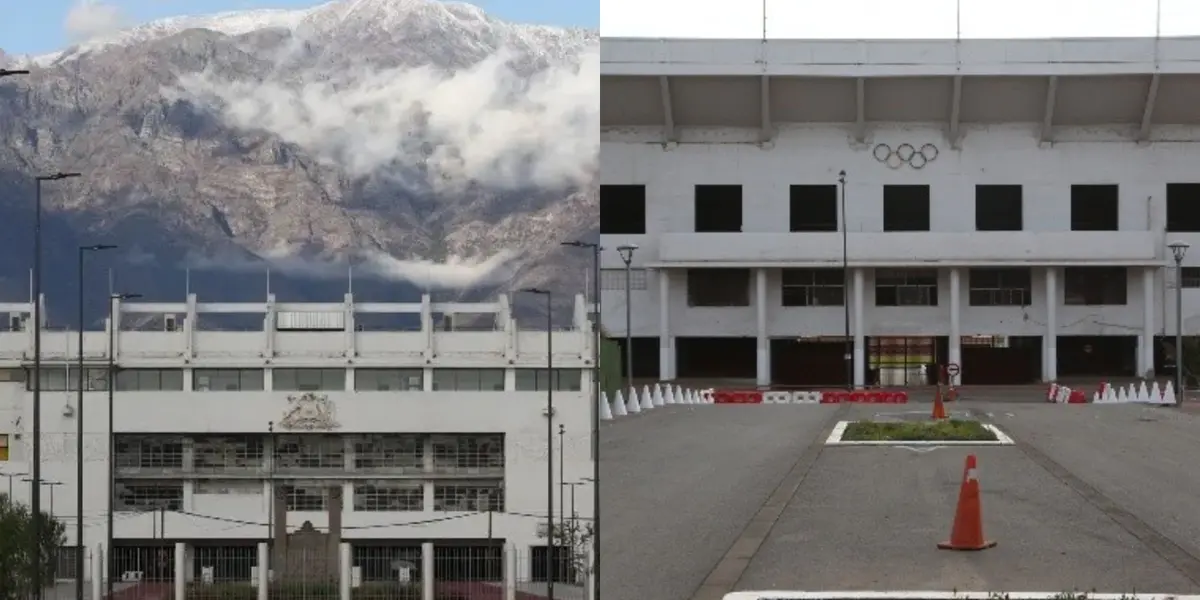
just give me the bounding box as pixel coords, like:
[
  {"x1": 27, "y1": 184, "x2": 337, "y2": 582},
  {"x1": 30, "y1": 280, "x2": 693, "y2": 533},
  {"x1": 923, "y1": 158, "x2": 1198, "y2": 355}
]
[{"x1": 842, "y1": 419, "x2": 996, "y2": 442}]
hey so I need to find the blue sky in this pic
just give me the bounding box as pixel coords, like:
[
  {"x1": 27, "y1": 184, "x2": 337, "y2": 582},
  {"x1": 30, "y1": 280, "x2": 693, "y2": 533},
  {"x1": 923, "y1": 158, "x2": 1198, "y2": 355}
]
[{"x1": 1, "y1": 0, "x2": 598, "y2": 55}]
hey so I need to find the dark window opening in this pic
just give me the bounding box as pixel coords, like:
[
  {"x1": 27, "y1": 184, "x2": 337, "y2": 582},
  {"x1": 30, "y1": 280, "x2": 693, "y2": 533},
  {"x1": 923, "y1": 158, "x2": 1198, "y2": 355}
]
[
  {"x1": 1070, "y1": 185, "x2": 1119, "y2": 231},
  {"x1": 781, "y1": 268, "x2": 845, "y2": 306},
  {"x1": 1166, "y1": 183, "x2": 1200, "y2": 232},
  {"x1": 600, "y1": 185, "x2": 647, "y2": 234},
  {"x1": 875, "y1": 268, "x2": 938, "y2": 306},
  {"x1": 694, "y1": 185, "x2": 742, "y2": 232},
  {"x1": 1064, "y1": 267, "x2": 1127, "y2": 305},
  {"x1": 968, "y1": 268, "x2": 1032, "y2": 306},
  {"x1": 883, "y1": 185, "x2": 930, "y2": 231},
  {"x1": 686, "y1": 269, "x2": 750, "y2": 307},
  {"x1": 789, "y1": 185, "x2": 838, "y2": 232},
  {"x1": 1182, "y1": 267, "x2": 1200, "y2": 289},
  {"x1": 975, "y1": 185, "x2": 1023, "y2": 231}
]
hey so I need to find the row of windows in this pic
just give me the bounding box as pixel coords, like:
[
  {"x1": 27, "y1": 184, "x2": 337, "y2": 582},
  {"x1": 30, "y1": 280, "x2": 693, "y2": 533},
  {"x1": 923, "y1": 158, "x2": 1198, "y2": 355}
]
[
  {"x1": 599, "y1": 183, "x2": 1200, "y2": 233},
  {"x1": 114, "y1": 479, "x2": 504, "y2": 512},
  {"x1": 685, "y1": 267, "x2": 1140, "y2": 307},
  {"x1": 18, "y1": 368, "x2": 583, "y2": 392}
]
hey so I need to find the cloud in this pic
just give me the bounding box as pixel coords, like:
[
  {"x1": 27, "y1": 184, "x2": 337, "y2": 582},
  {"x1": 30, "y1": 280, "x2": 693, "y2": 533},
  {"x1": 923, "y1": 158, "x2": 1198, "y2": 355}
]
[
  {"x1": 64, "y1": 0, "x2": 127, "y2": 42},
  {"x1": 173, "y1": 45, "x2": 599, "y2": 191},
  {"x1": 183, "y1": 245, "x2": 524, "y2": 290}
]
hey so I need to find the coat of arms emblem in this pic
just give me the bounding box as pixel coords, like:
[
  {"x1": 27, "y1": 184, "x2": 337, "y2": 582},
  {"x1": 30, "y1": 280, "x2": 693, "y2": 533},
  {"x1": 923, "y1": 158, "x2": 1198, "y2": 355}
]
[{"x1": 279, "y1": 393, "x2": 340, "y2": 431}]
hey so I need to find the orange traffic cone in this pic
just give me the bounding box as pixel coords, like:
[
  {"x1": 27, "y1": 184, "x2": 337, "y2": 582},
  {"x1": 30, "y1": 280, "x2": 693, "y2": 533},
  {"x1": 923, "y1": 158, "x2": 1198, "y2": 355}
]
[
  {"x1": 938, "y1": 454, "x2": 997, "y2": 551},
  {"x1": 931, "y1": 386, "x2": 947, "y2": 420}
]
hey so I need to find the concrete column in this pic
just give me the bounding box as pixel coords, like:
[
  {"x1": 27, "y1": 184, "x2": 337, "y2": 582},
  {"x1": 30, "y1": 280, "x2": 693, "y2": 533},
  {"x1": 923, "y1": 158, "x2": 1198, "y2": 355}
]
[
  {"x1": 1143, "y1": 267, "x2": 1156, "y2": 377},
  {"x1": 1045, "y1": 268, "x2": 1058, "y2": 382},
  {"x1": 338, "y1": 543, "x2": 351, "y2": 600},
  {"x1": 658, "y1": 269, "x2": 671, "y2": 381},
  {"x1": 256, "y1": 542, "x2": 269, "y2": 600},
  {"x1": 421, "y1": 542, "x2": 435, "y2": 600},
  {"x1": 343, "y1": 293, "x2": 356, "y2": 358},
  {"x1": 755, "y1": 268, "x2": 769, "y2": 386},
  {"x1": 174, "y1": 543, "x2": 186, "y2": 600},
  {"x1": 504, "y1": 544, "x2": 517, "y2": 600},
  {"x1": 264, "y1": 294, "x2": 276, "y2": 359},
  {"x1": 948, "y1": 268, "x2": 962, "y2": 385},
  {"x1": 852, "y1": 268, "x2": 866, "y2": 387},
  {"x1": 91, "y1": 545, "x2": 102, "y2": 600}
]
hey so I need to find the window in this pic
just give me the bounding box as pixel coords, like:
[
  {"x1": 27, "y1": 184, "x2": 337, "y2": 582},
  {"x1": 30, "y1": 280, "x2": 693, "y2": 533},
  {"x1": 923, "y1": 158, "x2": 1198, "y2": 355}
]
[
  {"x1": 432, "y1": 434, "x2": 505, "y2": 474},
  {"x1": 1181, "y1": 267, "x2": 1200, "y2": 289},
  {"x1": 1070, "y1": 185, "x2": 1119, "y2": 231},
  {"x1": 115, "y1": 369, "x2": 183, "y2": 391},
  {"x1": 431, "y1": 369, "x2": 505, "y2": 391},
  {"x1": 55, "y1": 546, "x2": 80, "y2": 580},
  {"x1": 193, "y1": 480, "x2": 262, "y2": 495},
  {"x1": 968, "y1": 268, "x2": 1032, "y2": 306},
  {"x1": 274, "y1": 435, "x2": 344, "y2": 470},
  {"x1": 354, "y1": 369, "x2": 423, "y2": 391},
  {"x1": 599, "y1": 185, "x2": 647, "y2": 234},
  {"x1": 27, "y1": 367, "x2": 108, "y2": 391},
  {"x1": 883, "y1": 185, "x2": 931, "y2": 231},
  {"x1": 686, "y1": 269, "x2": 751, "y2": 307},
  {"x1": 0, "y1": 434, "x2": 7, "y2": 461},
  {"x1": 115, "y1": 435, "x2": 184, "y2": 469},
  {"x1": 600, "y1": 268, "x2": 647, "y2": 290},
  {"x1": 193, "y1": 369, "x2": 264, "y2": 391},
  {"x1": 433, "y1": 481, "x2": 505, "y2": 512},
  {"x1": 281, "y1": 483, "x2": 329, "y2": 511},
  {"x1": 0, "y1": 368, "x2": 24, "y2": 382},
  {"x1": 1064, "y1": 267, "x2": 1127, "y2": 305},
  {"x1": 975, "y1": 185, "x2": 1023, "y2": 231},
  {"x1": 353, "y1": 482, "x2": 424, "y2": 511},
  {"x1": 694, "y1": 185, "x2": 742, "y2": 232},
  {"x1": 353, "y1": 435, "x2": 423, "y2": 472},
  {"x1": 1167, "y1": 184, "x2": 1200, "y2": 232},
  {"x1": 191, "y1": 436, "x2": 265, "y2": 473},
  {"x1": 273, "y1": 368, "x2": 346, "y2": 391},
  {"x1": 515, "y1": 369, "x2": 583, "y2": 391},
  {"x1": 781, "y1": 268, "x2": 845, "y2": 307},
  {"x1": 114, "y1": 481, "x2": 183, "y2": 511},
  {"x1": 875, "y1": 269, "x2": 938, "y2": 306},
  {"x1": 789, "y1": 185, "x2": 838, "y2": 232}
]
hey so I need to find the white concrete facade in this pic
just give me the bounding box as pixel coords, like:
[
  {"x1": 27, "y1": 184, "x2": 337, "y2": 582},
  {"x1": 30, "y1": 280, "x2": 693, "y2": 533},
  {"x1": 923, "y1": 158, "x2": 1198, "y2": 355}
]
[
  {"x1": 600, "y1": 37, "x2": 1200, "y2": 386},
  {"x1": 0, "y1": 293, "x2": 595, "y2": 563}
]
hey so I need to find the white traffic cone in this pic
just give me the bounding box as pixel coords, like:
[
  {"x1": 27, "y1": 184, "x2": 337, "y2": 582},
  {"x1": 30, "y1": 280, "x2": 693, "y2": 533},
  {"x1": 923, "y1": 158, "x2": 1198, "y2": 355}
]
[
  {"x1": 612, "y1": 390, "x2": 628, "y2": 417},
  {"x1": 652, "y1": 385, "x2": 665, "y2": 407},
  {"x1": 640, "y1": 385, "x2": 654, "y2": 410},
  {"x1": 599, "y1": 392, "x2": 614, "y2": 421},
  {"x1": 626, "y1": 388, "x2": 641, "y2": 414},
  {"x1": 664, "y1": 384, "x2": 675, "y2": 405},
  {"x1": 1151, "y1": 381, "x2": 1163, "y2": 403},
  {"x1": 1162, "y1": 381, "x2": 1179, "y2": 406},
  {"x1": 1137, "y1": 381, "x2": 1151, "y2": 403},
  {"x1": 1118, "y1": 386, "x2": 1130, "y2": 403},
  {"x1": 1104, "y1": 384, "x2": 1118, "y2": 403},
  {"x1": 1092, "y1": 391, "x2": 1100, "y2": 404}
]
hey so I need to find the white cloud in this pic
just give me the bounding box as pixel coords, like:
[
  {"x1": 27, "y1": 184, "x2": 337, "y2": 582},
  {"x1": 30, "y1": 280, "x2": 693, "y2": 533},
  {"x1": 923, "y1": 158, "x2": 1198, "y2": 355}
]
[
  {"x1": 64, "y1": 0, "x2": 128, "y2": 42},
  {"x1": 173, "y1": 45, "x2": 600, "y2": 191}
]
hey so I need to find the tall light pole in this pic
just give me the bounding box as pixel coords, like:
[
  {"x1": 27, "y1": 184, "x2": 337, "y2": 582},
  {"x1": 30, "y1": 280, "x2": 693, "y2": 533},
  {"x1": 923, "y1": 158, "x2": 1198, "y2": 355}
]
[
  {"x1": 838, "y1": 171, "x2": 852, "y2": 390},
  {"x1": 1170, "y1": 241, "x2": 1190, "y2": 407},
  {"x1": 559, "y1": 239, "x2": 601, "y2": 600},
  {"x1": 1, "y1": 470, "x2": 26, "y2": 498},
  {"x1": 616, "y1": 245, "x2": 638, "y2": 392},
  {"x1": 24, "y1": 478, "x2": 61, "y2": 517},
  {"x1": 520, "y1": 288, "x2": 554, "y2": 598},
  {"x1": 106, "y1": 292, "x2": 140, "y2": 600},
  {"x1": 32, "y1": 171, "x2": 81, "y2": 600},
  {"x1": 76, "y1": 244, "x2": 114, "y2": 600}
]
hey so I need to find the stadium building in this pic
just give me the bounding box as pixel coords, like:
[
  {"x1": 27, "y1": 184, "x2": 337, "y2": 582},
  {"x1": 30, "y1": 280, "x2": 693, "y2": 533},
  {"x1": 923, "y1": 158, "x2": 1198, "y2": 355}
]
[
  {"x1": 0, "y1": 292, "x2": 594, "y2": 584},
  {"x1": 600, "y1": 36, "x2": 1200, "y2": 387}
]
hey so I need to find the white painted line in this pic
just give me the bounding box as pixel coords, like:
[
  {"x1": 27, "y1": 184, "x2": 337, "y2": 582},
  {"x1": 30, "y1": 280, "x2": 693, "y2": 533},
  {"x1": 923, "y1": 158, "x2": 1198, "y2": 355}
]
[
  {"x1": 824, "y1": 421, "x2": 1015, "y2": 446},
  {"x1": 721, "y1": 592, "x2": 1200, "y2": 600}
]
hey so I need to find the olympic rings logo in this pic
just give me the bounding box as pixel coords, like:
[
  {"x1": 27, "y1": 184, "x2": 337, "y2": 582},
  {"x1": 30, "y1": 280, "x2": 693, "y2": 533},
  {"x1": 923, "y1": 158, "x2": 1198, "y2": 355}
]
[{"x1": 873, "y1": 142, "x2": 939, "y2": 170}]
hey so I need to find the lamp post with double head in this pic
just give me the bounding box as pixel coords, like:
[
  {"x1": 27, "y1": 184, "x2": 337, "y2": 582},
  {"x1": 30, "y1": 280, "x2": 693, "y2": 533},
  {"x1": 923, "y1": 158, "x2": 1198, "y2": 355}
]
[
  {"x1": 76, "y1": 244, "x2": 115, "y2": 600},
  {"x1": 1, "y1": 470, "x2": 26, "y2": 498},
  {"x1": 616, "y1": 245, "x2": 638, "y2": 393},
  {"x1": 1170, "y1": 241, "x2": 1191, "y2": 407},
  {"x1": 520, "y1": 288, "x2": 555, "y2": 598},
  {"x1": 31, "y1": 171, "x2": 81, "y2": 600},
  {"x1": 106, "y1": 292, "x2": 140, "y2": 600},
  {"x1": 838, "y1": 170, "x2": 851, "y2": 390},
  {"x1": 559, "y1": 239, "x2": 601, "y2": 600}
]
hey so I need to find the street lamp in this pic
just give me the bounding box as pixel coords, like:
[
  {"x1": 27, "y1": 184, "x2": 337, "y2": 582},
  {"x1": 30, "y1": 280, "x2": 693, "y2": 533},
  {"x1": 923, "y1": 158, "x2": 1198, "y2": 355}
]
[
  {"x1": 616, "y1": 245, "x2": 638, "y2": 393},
  {"x1": 838, "y1": 170, "x2": 852, "y2": 390},
  {"x1": 560, "y1": 239, "x2": 601, "y2": 600},
  {"x1": 1170, "y1": 241, "x2": 1190, "y2": 407},
  {"x1": 24, "y1": 478, "x2": 61, "y2": 517},
  {"x1": 0, "y1": 69, "x2": 30, "y2": 78},
  {"x1": 106, "y1": 292, "x2": 139, "y2": 600},
  {"x1": 76, "y1": 244, "x2": 115, "y2": 600},
  {"x1": 520, "y1": 288, "x2": 555, "y2": 598},
  {"x1": 1, "y1": 470, "x2": 26, "y2": 498},
  {"x1": 32, "y1": 171, "x2": 81, "y2": 600}
]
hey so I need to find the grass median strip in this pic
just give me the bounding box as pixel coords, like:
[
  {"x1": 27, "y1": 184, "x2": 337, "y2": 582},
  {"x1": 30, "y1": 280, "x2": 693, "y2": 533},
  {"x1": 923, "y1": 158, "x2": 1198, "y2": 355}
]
[{"x1": 841, "y1": 419, "x2": 997, "y2": 442}]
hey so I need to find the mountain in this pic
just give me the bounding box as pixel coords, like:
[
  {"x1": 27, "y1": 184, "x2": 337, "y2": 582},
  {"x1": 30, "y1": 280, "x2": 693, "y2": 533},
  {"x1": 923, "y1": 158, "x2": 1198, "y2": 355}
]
[{"x1": 0, "y1": 0, "x2": 598, "y2": 328}]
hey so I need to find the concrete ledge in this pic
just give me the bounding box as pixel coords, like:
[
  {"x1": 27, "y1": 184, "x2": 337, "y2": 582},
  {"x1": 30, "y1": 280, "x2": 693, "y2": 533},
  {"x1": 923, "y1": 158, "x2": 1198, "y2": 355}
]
[
  {"x1": 721, "y1": 593, "x2": 1200, "y2": 600},
  {"x1": 823, "y1": 421, "x2": 1015, "y2": 446}
]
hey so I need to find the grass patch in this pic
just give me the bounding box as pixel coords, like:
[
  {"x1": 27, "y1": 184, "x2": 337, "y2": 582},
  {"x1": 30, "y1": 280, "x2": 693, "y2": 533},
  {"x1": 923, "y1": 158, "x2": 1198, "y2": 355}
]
[{"x1": 842, "y1": 419, "x2": 997, "y2": 442}]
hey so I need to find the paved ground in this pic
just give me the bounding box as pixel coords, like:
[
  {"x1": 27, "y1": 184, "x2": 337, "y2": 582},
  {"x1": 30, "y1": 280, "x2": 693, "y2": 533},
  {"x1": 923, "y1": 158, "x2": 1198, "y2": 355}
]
[{"x1": 601, "y1": 399, "x2": 1200, "y2": 600}]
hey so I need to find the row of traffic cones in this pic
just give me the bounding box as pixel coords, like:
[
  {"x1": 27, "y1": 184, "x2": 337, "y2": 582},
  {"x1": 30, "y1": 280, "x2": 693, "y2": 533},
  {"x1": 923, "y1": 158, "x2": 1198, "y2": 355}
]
[
  {"x1": 599, "y1": 383, "x2": 712, "y2": 421},
  {"x1": 1092, "y1": 381, "x2": 1178, "y2": 405}
]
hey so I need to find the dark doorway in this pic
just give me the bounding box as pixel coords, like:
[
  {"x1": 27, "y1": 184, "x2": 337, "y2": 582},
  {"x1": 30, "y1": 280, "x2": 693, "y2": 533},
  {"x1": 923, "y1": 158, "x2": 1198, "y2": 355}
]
[
  {"x1": 1070, "y1": 184, "x2": 1119, "y2": 231},
  {"x1": 770, "y1": 338, "x2": 849, "y2": 387},
  {"x1": 530, "y1": 545, "x2": 576, "y2": 584},
  {"x1": 960, "y1": 335, "x2": 1042, "y2": 384},
  {"x1": 882, "y1": 185, "x2": 931, "y2": 231},
  {"x1": 676, "y1": 337, "x2": 756, "y2": 379},
  {"x1": 694, "y1": 185, "x2": 743, "y2": 232},
  {"x1": 613, "y1": 337, "x2": 659, "y2": 379},
  {"x1": 1057, "y1": 335, "x2": 1136, "y2": 377}
]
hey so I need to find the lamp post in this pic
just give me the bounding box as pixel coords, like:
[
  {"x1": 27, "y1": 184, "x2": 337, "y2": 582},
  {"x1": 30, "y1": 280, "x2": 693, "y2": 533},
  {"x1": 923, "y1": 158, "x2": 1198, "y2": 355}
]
[
  {"x1": 24, "y1": 478, "x2": 61, "y2": 517},
  {"x1": 616, "y1": 245, "x2": 638, "y2": 393},
  {"x1": 1, "y1": 470, "x2": 26, "y2": 498},
  {"x1": 0, "y1": 69, "x2": 31, "y2": 78},
  {"x1": 838, "y1": 170, "x2": 852, "y2": 390},
  {"x1": 1170, "y1": 241, "x2": 1190, "y2": 407},
  {"x1": 76, "y1": 244, "x2": 115, "y2": 600},
  {"x1": 520, "y1": 288, "x2": 554, "y2": 598},
  {"x1": 32, "y1": 171, "x2": 81, "y2": 600},
  {"x1": 560, "y1": 239, "x2": 601, "y2": 600},
  {"x1": 106, "y1": 292, "x2": 139, "y2": 600}
]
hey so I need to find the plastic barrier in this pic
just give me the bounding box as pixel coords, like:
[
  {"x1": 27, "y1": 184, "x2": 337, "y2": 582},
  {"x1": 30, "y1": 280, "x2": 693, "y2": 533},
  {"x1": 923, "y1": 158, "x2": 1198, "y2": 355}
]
[
  {"x1": 792, "y1": 391, "x2": 822, "y2": 403},
  {"x1": 762, "y1": 391, "x2": 792, "y2": 404},
  {"x1": 713, "y1": 390, "x2": 764, "y2": 404},
  {"x1": 1068, "y1": 389, "x2": 1088, "y2": 404}
]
